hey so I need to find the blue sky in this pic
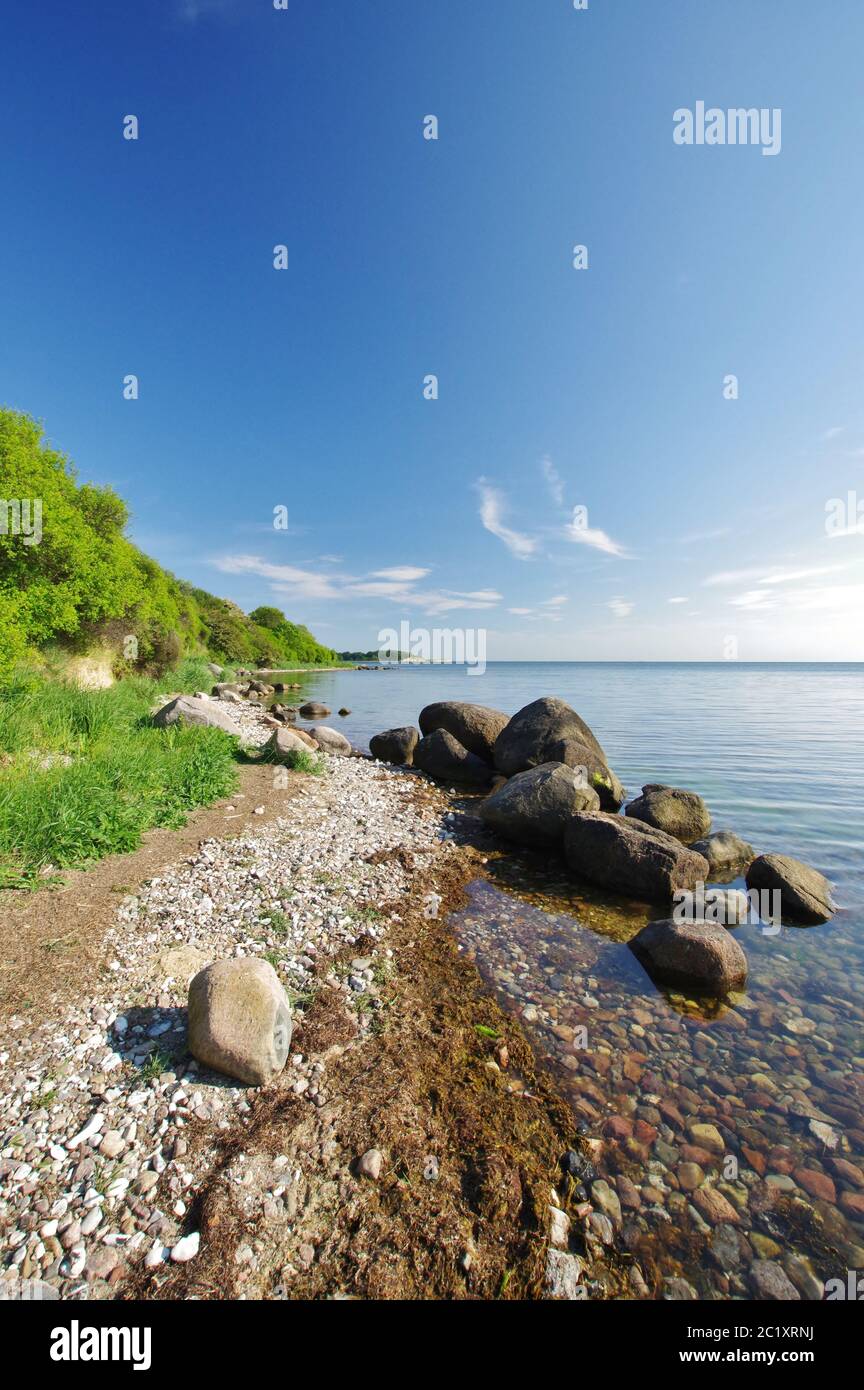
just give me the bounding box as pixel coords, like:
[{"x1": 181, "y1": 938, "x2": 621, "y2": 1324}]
[{"x1": 2, "y1": 0, "x2": 863, "y2": 660}]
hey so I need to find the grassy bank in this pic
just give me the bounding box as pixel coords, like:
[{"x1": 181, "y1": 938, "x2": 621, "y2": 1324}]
[{"x1": 0, "y1": 659, "x2": 240, "y2": 889}]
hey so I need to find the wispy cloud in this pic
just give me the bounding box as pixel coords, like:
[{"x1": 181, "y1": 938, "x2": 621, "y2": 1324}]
[
  {"x1": 823, "y1": 426, "x2": 844, "y2": 441},
  {"x1": 213, "y1": 554, "x2": 500, "y2": 617},
  {"x1": 703, "y1": 563, "x2": 846, "y2": 588},
  {"x1": 216, "y1": 555, "x2": 342, "y2": 600},
  {"x1": 476, "y1": 480, "x2": 538, "y2": 559},
  {"x1": 668, "y1": 595, "x2": 689, "y2": 603},
  {"x1": 541, "y1": 456, "x2": 565, "y2": 506},
  {"x1": 567, "y1": 507, "x2": 627, "y2": 557},
  {"x1": 729, "y1": 589, "x2": 776, "y2": 611},
  {"x1": 608, "y1": 597, "x2": 634, "y2": 619},
  {"x1": 371, "y1": 566, "x2": 431, "y2": 582},
  {"x1": 542, "y1": 594, "x2": 569, "y2": 607}
]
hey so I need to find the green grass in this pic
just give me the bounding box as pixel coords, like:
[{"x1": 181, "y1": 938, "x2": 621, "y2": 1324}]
[
  {"x1": 267, "y1": 746, "x2": 327, "y2": 776},
  {"x1": 0, "y1": 662, "x2": 240, "y2": 888}
]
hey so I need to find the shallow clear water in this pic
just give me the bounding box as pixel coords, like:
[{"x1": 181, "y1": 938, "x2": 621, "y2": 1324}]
[{"x1": 280, "y1": 661, "x2": 864, "y2": 1297}]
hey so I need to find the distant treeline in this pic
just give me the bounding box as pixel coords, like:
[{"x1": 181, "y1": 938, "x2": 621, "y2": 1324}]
[
  {"x1": 337, "y1": 650, "x2": 406, "y2": 661},
  {"x1": 0, "y1": 409, "x2": 337, "y2": 682}
]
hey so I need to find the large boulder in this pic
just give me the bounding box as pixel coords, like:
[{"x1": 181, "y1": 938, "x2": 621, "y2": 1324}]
[
  {"x1": 492, "y1": 697, "x2": 625, "y2": 810},
  {"x1": 746, "y1": 854, "x2": 835, "y2": 925},
  {"x1": 564, "y1": 812, "x2": 709, "y2": 901},
  {"x1": 418, "y1": 702, "x2": 508, "y2": 763},
  {"x1": 152, "y1": 696, "x2": 239, "y2": 736},
  {"x1": 311, "y1": 725, "x2": 352, "y2": 756},
  {"x1": 369, "y1": 727, "x2": 419, "y2": 765},
  {"x1": 413, "y1": 729, "x2": 493, "y2": 789},
  {"x1": 625, "y1": 784, "x2": 711, "y2": 844},
  {"x1": 479, "y1": 762, "x2": 600, "y2": 847},
  {"x1": 691, "y1": 830, "x2": 756, "y2": 875},
  {"x1": 629, "y1": 919, "x2": 748, "y2": 995},
  {"x1": 299, "y1": 701, "x2": 331, "y2": 719},
  {"x1": 187, "y1": 959, "x2": 292, "y2": 1086},
  {"x1": 265, "y1": 727, "x2": 318, "y2": 761},
  {"x1": 206, "y1": 662, "x2": 223, "y2": 678}
]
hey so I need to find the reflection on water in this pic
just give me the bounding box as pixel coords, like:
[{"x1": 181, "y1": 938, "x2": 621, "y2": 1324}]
[{"x1": 452, "y1": 857, "x2": 864, "y2": 1301}]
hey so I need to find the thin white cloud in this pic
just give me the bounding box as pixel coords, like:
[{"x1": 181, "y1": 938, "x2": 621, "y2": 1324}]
[
  {"x1": 476, "y1": 480, "x2": 538, "y2": 559},
  {"x1": 703, "y1": 563, "x2": 845, "y2": 588},
  {"x1": 729, "y1": 590, "x2": 776, "y2": 611},
  {"x1": 542, "y1": 595, "x2": 569, "y2": 607},
  {"x1": 608, "y1": 597, "x2": 634, "y2": 619},
  {"x1": 668, "y1": 596, "x2": 689, "y2": 604},
  {"x1": 567, "y1": 507, "x2": 627, "y2": 557},
  {"x1": 420, "y1": 589, "x2": 502, "y2": 615},
  {"x1": 214, "y1": 554, "x2": 501, "y2": 618},
  {"x1": 371, "y1": 566, "x2": 431, "y2": 582},
  {"x1": 678, "y1": 525, "x2": 732, "y2": 545},
  {"x1": 541, "y1": 456, "x2": 565, "y2": 506},
  {"x1": 215, "y1": 555, "x2": 341, "y2": 600},
  {"x1": 823, "y1": 426, "x2": 844, "y2": 441},
  {"x1": 508, "y1": 607, "x2": 533, "y2": 615}
]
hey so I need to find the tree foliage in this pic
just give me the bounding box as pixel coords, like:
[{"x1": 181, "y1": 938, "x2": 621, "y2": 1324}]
[{"x1": 0, "y1": 409, "x2": 336, "y2": 681}]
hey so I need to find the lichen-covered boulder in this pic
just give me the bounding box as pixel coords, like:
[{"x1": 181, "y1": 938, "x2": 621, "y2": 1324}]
[
  {"x1": 691, "y1": 830, "x2": 756, "y2": 874},
  {"x1": 493, "y1": 697, "x2": 625, "y2": 810},
  {"x1": 625, "y1": 784, "x2": 711, "y2": 844}
]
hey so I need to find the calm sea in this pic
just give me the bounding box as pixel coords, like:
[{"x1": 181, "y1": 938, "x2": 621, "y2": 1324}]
[
  {"x1": 282, "y1": 660, "x2": 864, "y2": 1296},
  {"x1": 287, "y1": 661, "x2": 864, "y2": 920}
]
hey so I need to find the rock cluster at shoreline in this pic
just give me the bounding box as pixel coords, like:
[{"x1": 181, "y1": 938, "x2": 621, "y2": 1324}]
[{"x1": 369, "y1": 695, "x2": 837, "y2": 1002}]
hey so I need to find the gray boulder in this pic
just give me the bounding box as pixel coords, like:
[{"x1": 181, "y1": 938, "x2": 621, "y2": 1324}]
[
  {"x1": 625, "y1": 784, "x2": 711, "y2": 844},
  {"x1": 311, "y1": 725, "x2": 352, "y2": 756},
  {"x1": 746, "y1": 854, "x2": 835, "y2": 924},
  {"x1": 299, "y1": 701, "x2": 331, "y2": 718},
  {"x1": 187, "y1": 959, "x2": 292, "y2": 1086},
  {"x1": 691, "y1": 830, "x2": 756, "y2": 875},
  {"x1": 492, "y1": 697, "x2": 625, "y2": 810},
  {"x1": 152, "y1": 696, "x2": 239, "y2": 736},
  {"x1": 564, "y1": 812, "x2": 709, "y2": 901},
  {"x1": 480, "y1": 762, "x2": 600, "y2": 847},
  {"x1": 413, "y1": 728, "x2": 493, "y2": 789},
  {"x1": 206, "y1": 662, "x2": 223, "y2": 678},
  {"x1": 418, "y1": 701, "x2": 508, "y2": 763},
  {"x1": 265, "y1": 727, "x2": 318, "y2": 761},
  {"x1": 369, "y1": 727, "x2": 419, "y2": 765},
  {"x1": 629, "y1": 918, "x2": 748, "y2": 995}
]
